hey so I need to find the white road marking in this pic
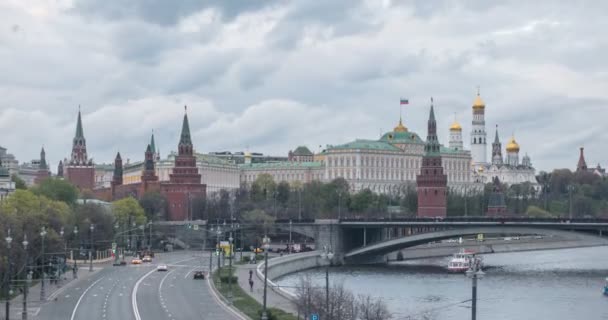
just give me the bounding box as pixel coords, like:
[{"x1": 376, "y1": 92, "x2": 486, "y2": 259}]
[
  {"x1": 132, "y1": 256, "x2": 196, "y2": 320},
  {"x1": 70, "y1": 277, "x2": 105, "y2": 320}
]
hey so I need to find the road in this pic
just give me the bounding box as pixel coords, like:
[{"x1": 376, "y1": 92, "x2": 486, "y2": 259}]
[{"x1": 34, "y1": 251, "x2": 240, "y2": 320}]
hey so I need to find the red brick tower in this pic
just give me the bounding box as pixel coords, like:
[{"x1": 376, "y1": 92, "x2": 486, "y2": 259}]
[
  {"x1": 162, "y1": 106, "x2": 206, "y2": 221},
  {"x1": 416, "y1": 99, "x2": 447, "y2": 217},
  {"x1": 111, "y1": 152, "x2": 123, "y2": 188},
  {"x1": 64, "y1": 109, "x2": 95, "y2": 190},
  {"x1": 142, "y1": 144, "x2": 159, "y2": 189},
  {"x1": 34, "y1": 147, "x2": 51, "y2": 185},
  {"x1": 576, "y1": 147, "x2": 588, "y2": 172}
]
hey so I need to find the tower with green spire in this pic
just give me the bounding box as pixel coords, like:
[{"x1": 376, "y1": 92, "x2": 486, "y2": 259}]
[
  {"x1": 112, "y1": 152, "x2": 123, "y2": 187},
  {"x1": 150, "y1": 130, "x2": 160, "y2": 161},
  {"x1": 163, "y1": 106, "x2": 205, "y2": 221},
  {"x1": 416, "y1": 98, "x2": 447, "y2": 218},
  {"x1": 64, "y1": 108, "x2": 95, "y2": 190},
  {"x1": 34, "y1": 147, "x2": 51, "y2": 185},
  {"x1": 492, "y1": 125, "x2": 503, "y2": 166},
  {"x1": 70, "y1": 108, "x2": 89, "y2": 165}
]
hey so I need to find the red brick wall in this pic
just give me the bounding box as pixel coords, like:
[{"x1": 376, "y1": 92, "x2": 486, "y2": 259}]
[
  {"x1": 65, "y1": 166, "x2": 95, "y2": 190},
  {"x1": 417, "y1": 187, "x2": 447, "y2": 218},
  {"x1": 161, "y1": 183, "x2": 206, "y2": 221}
]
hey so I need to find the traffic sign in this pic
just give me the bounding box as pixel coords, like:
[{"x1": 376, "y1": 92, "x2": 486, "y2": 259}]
[
  {"x1": 193, "y1": 224, "x2": 199, "y2": 231},
  {"x1": 311, "y1": 313, "x2": 319, "y2": 320}
]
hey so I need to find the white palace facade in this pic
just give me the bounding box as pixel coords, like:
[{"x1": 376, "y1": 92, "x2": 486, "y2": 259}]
[{"x1": 109, "y1": 92, "x2": 537, "y2": 196}]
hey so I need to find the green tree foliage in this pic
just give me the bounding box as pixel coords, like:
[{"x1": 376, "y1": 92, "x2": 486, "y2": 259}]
[
  {"x1": 276, "y1": 181, "x2": 290, "y2": 206},
  {"x1": 31, "y1": 177, "x2": 79, "y2": 205},
  {"x1": 139, "y1": 192, "x2": 168, "y2": 221},
  {"x1": 112, "y1": 197, "x2": 147, "y2": 227},
  {"x1": 11, "y1": 174, "x2": 27, "y2": 190}
]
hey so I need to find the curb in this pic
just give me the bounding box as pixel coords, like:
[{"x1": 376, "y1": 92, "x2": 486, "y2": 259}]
[{"x1": 207, "y1": 268, "x2": 250, "y2": 320}]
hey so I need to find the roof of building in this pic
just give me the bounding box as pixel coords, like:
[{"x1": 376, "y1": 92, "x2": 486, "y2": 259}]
[
  {"x1": 379, "y1": 131, "x2": 425, "y2": 145},
  {"x1": 292, "y1": 146, "x2": 313, "y2": 156},
  {"x1": 506, "y1": 136, "x2": 520, "y2": 152},
  {"x1": 179, "y1": 107, "x2": 192, "y2": 146},
  {"x1": 473, "y1": 93, "x2": 485, "y2": 110},
  {"x1": 329, "y1": 139, "x2": 403, "y2": 152},
  {"x1": 450, "y1": 120, "x2": 462, "y2": 131},
  {"x1": 239, "y1": 161, "x2": 323, "y2": 170},
  {"x1": 75, "y1": 109, "x2": 84, "y2": 138},
  {"x1": 393, "y1": 118, "x2": 408, "y2": 132}
]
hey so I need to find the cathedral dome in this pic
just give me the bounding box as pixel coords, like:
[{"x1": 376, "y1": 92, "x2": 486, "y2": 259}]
[
  {"x1": 450, "y1": 120, "x2": 462, "y2": 131},
  {"x1": 506, "y1": 136, "x2": 520, "y2": 152},
  {"x1": 472, "y1": 94, "x2": 485, "y2": 110},
  {"x1": 393, "y1": 118, "x2": 408, "y2": 132}
]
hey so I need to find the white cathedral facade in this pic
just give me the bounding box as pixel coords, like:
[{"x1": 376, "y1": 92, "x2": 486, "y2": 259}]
[{"x1": 467, "y1": 93, "x2": 538, "y2": 187}]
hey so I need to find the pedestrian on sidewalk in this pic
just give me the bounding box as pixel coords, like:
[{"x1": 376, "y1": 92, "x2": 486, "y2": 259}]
[
  {"x1": 249, "y1": 269, "x2": 253, "y2": 280},
  {"x1": 249, "y1": 278, "x2": 254, "y2": 292}
]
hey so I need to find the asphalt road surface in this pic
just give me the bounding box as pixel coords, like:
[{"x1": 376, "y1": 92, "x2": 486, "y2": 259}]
[{"x1": 35, "y1": 251, "x2": 240, "y2": 320}]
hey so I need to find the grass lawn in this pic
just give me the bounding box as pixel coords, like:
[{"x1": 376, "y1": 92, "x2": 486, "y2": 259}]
[{"x1": 213, "y1": 268, "x2": 298, "y2": 320}]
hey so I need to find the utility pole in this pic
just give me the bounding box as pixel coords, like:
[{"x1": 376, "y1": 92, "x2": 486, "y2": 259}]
[
  {"x1": 22, "y1": 233, "x2": 29, "y2": 320},
  {"x1": 5, "y1": 229, "x2": 13, "y2": 320},
  {"x1": 261, "y1": 235, "x2": 270, "y2": 320},
  {"x1": 40, "y1": 227, "x2": 47, "y2": 302},
  {"x1": 89, "y1": 224, "x2": 95, "y2": 272},
  {"x1": 568, "y1": 184, "x2": 575, "y2": 220},
  {"x1": 466, "y1": 255, "x2": 485, "y2": 320}
]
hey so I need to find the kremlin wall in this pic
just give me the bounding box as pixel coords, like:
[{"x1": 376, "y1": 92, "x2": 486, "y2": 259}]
[{"x1": 37, "y1": 92, "x2": 550, "y2": 220}]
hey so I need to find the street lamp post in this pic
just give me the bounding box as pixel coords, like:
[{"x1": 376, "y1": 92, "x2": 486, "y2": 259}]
[
  {"x1": 72, "y1": 226, "x2": 78, "y2": 277},
  {"x1": 60, "y1": 227, "x2": 65, "y2": 282},
  {"x1": 216, "y1": 226, "x2": 222, "y2": 287},
  {"x1": 568, "y1": 184, "x2": 575, "y2": 220},
  {"x1": 466, "y1": 256, "x2": 485, "y2": 320},
  {"x1": 89, "y1": 224, "x2": 95, "y2": 272},
  {"x1": 21, "y1": 234, "x2": 28, "y2": 320},
  {"x1": 39, "y1": 227, "x2": 47, "y2": 301},
  {"x1": 261, "y1": 235, "x2": 270, "y2": 320},
  {"x1": 289, "y1": 220, "x2": 293, "y2": 254},
  {"x1": 338, "y1": 191, "x2": 342, "y2": 220},
  {"x1": 228, "y1": 234, "x2": 234, "y2": 303},
  {"x1": 321, "y1": 245, "x2": 334, "y2": 319},
  {"x1": 5, "y1": 229, "x2": 13, "y2": 320}
]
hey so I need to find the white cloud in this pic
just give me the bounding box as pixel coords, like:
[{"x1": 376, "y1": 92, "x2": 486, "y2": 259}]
[{"x1": 0, "y1": 0, "x2": 607, "y2": 173}]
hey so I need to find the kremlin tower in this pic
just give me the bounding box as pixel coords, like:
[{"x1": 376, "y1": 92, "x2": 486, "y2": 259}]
[
  {"x1": 577, "y1": 147, "x2": 588, "y2": 172},
  {"x1": 34, "y1": 147, "x2": 51, "y2": 184},
  {"x1": 470, "y1": 90, "x2": 487, "y2": 166},
  {"x1": 491, "y1": 125, "x2": 503, "y2": 166},
  {"x1": 161, "y1": 106, "x2": 206, "y2": 220},
  {"x1": 417, "y1": 99, "x2": 447, "y2": 217},
  {"x1": 64, "y1": 109, "x2": 95, "y2": 190}
]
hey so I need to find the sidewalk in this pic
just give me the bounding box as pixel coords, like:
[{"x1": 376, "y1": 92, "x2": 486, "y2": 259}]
[
  {"x1": 236, "y1": 263, "x2": 298, "y2": 315},
  {"x1": 7, "y1": 263, "x2": 105, "y2": 319}
]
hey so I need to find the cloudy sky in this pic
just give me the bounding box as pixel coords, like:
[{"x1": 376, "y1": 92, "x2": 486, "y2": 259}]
[{"x1": 1, "y1": 0, "x2": 606, "y2": 172}]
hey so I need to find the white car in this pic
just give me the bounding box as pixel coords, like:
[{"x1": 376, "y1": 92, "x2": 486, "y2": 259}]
[{"x1": 157, "y1": 264, "x2": 168, "y2": 271}]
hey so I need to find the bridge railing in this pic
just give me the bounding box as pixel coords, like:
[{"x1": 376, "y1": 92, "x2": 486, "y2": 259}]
[{"x1": 338, "y1": 217, "x2": 608, "y2": 223}]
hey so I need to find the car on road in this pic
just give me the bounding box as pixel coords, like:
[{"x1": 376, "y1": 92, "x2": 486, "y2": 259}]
[
  {"x1": 113, "y1": 261, "x2": 127, "y2": 266},
  {"x1": 157, "y1": 264, "x2": 168, "y2": 271},
  {"x1": 193, "y1": 271, "x2": 205, "y2": 279},
  {"x1": 142, "y1": 255, "x2": 152, "y2": 263},
  {"x1": 131, "y1": 258, "x2": 142, "y2": 265}
]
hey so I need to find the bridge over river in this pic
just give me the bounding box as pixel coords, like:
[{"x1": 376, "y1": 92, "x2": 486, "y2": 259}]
[{"x1": 153, "y1": 217, "x2": 608, "y2": 264}]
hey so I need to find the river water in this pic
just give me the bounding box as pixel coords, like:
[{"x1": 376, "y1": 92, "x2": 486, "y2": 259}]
[{"x1": 276, "y1": 246, "x2": 608, "y2": 320}]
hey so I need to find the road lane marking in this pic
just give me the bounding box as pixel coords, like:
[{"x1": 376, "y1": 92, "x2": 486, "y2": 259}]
[
  {"x1": 207, "y1": 275, "x2": 248, "y2": 320},
  {"x1": 184, "y1": 267, "x2": 198, "y2": 279},
  {"x1": 70, "y1": 277, "x2": 105, "y2": 320},
  {"x1": 132, "y1": 256, "x2": 196, "y2": 320},
  {"x1": 131, "y1": 268, "x2": 156, "y2": 320}
]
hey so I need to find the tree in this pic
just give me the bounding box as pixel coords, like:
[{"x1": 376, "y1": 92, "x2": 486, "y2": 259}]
[
  {"x1": 276, "y1": 181, "x2": 290, "y2": 206},
  {"x1": 139, "y1": 192, "x2": 168, "y2": 221},
  {"x1": 253, "y1": 174, "x2": 276, "y2": 200},
  {"x1": 11, "y1": 174, "x2": 26, "y2": 190},
  {"x1": 31, "y1": 177, "x2": 78, "y2": 205},
  {"x1": 112, "y1": 197, "x2": 147, "y2": 227}
]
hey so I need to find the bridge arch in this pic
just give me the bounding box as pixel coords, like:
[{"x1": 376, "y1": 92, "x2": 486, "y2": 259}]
[{"x1": 344, "y1": 227, "x2": 608, "y2": 261}]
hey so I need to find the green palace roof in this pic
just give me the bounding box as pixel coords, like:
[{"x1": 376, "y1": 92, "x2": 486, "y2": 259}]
[
  {"x1": 239, "y1": 161, "x2": 323, "y2": 170},
  {"x1": 379, "y1": 130, "x2": 425, "y2": 144},
  {"x1": 328, "y1": 139, "x2": 402, "y2": 152},
  {"x1": 440, "y1": 146, "x2": 469, "y2": 155},
  {"x1": 292, "y1": 146, "x2": 313, "y2": 156}
]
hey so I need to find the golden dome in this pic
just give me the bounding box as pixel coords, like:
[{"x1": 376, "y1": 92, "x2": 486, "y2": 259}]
[
  {"x1": 472, "y1": 94, "x2": 485, "y2": 110},
  {"x1": 506, "y1": 136, "x2": 520, "y2": 153},
  {"x1": 244, "y1": 151, "x2": 252, "y2": 158},
  {"x1": 394, "y1": 118, "x2": 408, "y2": 132},
  {"x1": 450, "y1": 120, "x2": 462, "y2": 131}
]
